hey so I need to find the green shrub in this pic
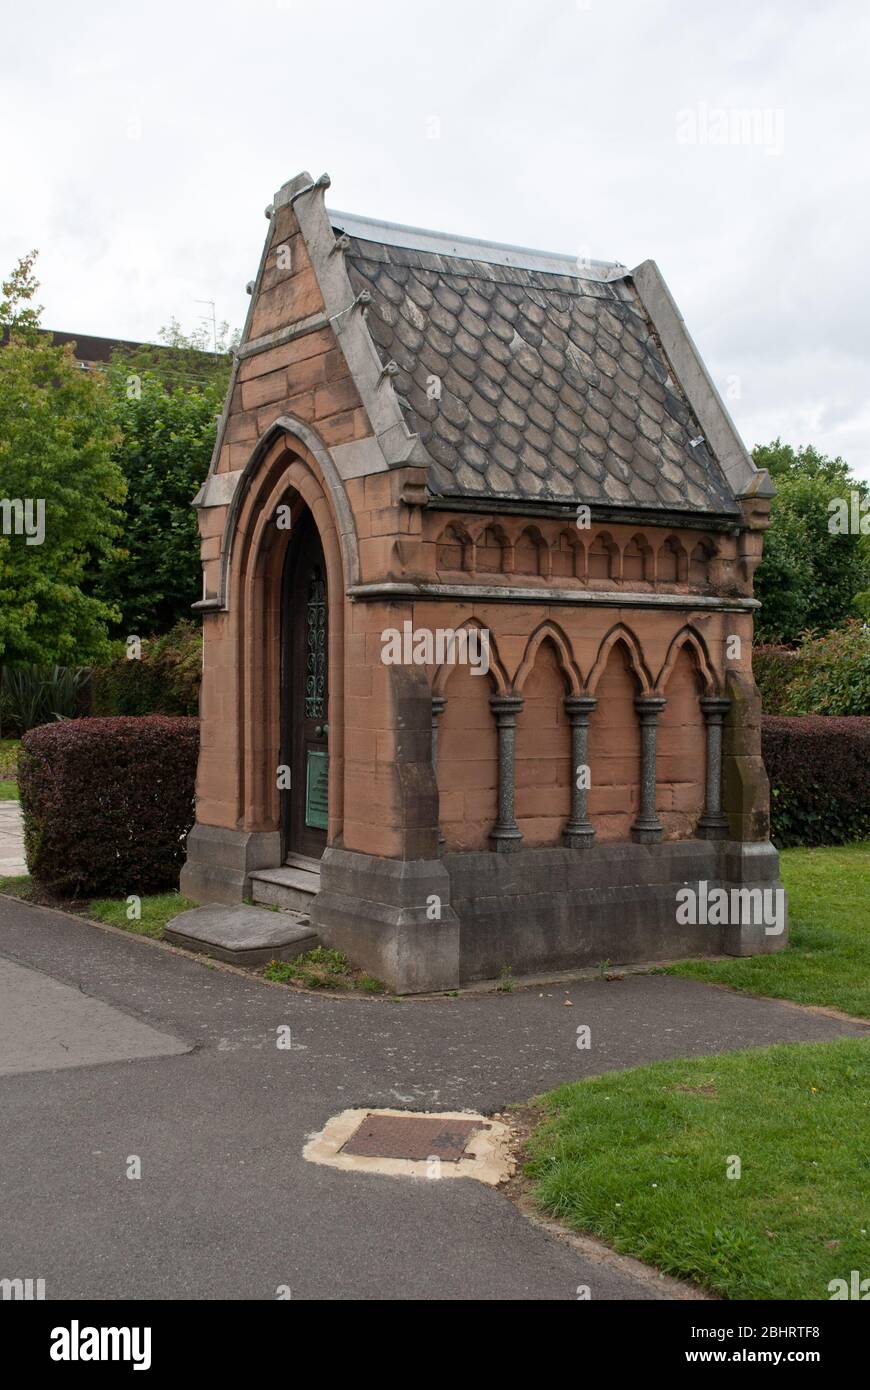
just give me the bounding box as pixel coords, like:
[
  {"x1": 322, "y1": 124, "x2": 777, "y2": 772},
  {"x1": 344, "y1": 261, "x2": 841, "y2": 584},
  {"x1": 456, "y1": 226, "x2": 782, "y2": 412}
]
[
  {"x1": 90, "y1": 620, "x2": 202, "y2": 717},
  {"x1": 752, "y1": 645, "x2": 798, "y2": 714},
  {"x1": 782, "y1": 621, "x2": 870, "y2": 716},
  {"x1": 0, "y1": 665, "x2": 89, "y2": 737}
]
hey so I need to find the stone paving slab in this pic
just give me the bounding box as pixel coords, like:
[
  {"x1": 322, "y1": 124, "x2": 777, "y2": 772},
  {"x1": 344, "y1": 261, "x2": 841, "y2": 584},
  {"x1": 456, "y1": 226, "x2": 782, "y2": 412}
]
[
  {"x1": 0, "y1": 801, "x2": 27, "y2": 876},
  {"x1": 165, "y1": 904, "x2": 319, "y2": 965}
]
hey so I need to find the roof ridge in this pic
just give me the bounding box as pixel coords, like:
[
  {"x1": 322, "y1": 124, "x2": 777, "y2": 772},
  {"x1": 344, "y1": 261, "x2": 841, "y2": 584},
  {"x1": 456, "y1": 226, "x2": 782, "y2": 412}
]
[{"x1": 328, "y1": 208, "x2": 627, "y2": 283}]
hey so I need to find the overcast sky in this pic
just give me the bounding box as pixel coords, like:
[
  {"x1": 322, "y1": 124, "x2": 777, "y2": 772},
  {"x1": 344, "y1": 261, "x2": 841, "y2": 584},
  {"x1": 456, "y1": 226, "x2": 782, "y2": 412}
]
[{"x1": 3, "y1": 0, "x2": 868, "y2": 478}]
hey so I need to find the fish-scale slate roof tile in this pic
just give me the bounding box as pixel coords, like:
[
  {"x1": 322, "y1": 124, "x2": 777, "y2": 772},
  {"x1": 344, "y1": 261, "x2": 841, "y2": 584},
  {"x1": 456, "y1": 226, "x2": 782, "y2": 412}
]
[{"x1": 339, "y1": 232, "x2": 739, "y2": 514}]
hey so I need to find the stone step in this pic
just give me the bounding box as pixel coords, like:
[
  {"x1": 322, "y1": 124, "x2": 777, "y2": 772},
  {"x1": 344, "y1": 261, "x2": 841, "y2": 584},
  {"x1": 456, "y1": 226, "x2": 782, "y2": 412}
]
[
  {"x1": 284, "y1": 852, "x2": 322, "y2": 873},
  {"x1": 250, "y1": 863, "x2": 320, "y2": 913},
  {"x1": 165, "y1": 905, "x2": 319, "y2": 967}
]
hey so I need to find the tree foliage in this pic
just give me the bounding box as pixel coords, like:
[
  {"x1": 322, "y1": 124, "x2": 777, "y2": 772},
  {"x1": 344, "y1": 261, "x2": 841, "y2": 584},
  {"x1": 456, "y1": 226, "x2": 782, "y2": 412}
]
[
  {"x1": 94, "y1": 357, "x2": 227, "y2": 634},
  {"x1": 0, "y1": 254, "x2": 125, "y2": 664},
  {"x1": 752, "y1": 439, "x2": 870, "y2": 643},
  {"x1": 1, "y1": 250, "x2": 42, "y2": 341},
  {"x1": 781, "y1": 622, "x2": 870, "y2": 717},
  {"x1": 753, "y1": 438, "x2": 854, "y2": 486},
  {"x1": 111, "y1": 315, "x2": 235, "y2": 393}
]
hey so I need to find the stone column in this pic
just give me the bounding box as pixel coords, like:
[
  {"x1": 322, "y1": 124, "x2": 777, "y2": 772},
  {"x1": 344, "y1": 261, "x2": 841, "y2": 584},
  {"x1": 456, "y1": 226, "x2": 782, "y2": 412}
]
[
  {"x1": 563, "y1": 695, "x2": 597, "y2": 847},
  {"x1": 489, "y1": 694, "x2": 524, "y2": 853},
  {"x1": 430, "y1": 695, "x2": 446, "y2": 767},
  {"x1": 631, "y1": 695, "x2": 666, "y2": 844},
  {"x1": 431, "y1": 695, "x2": 447, "y2": 851},
  {"x1": 697, "y1": 695, "x2": 730, "y2": 839},
  {"x1": 723, "y1": 669, "x2": 771, "y2": 843}
]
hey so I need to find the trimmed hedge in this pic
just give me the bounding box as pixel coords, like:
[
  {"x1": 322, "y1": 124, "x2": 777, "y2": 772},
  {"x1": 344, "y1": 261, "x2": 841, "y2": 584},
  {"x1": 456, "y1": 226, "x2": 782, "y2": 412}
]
[
  {"x1": 18, "y1": 716, "x2": 199, "y2": 897},
  {"x1": 762, "y1": 715, "x2": 870, "y2": 848}
]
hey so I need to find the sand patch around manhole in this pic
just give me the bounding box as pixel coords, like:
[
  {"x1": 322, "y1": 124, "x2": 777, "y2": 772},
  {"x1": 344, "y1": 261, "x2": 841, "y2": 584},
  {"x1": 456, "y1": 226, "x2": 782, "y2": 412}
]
[{"x1": 303, "y1": 1107, "x2": 515, "y2": 1185}]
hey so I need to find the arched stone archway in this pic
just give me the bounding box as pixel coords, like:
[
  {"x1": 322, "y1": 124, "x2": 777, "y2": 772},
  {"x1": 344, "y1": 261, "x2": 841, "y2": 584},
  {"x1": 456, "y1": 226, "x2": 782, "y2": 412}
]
[
  {"x1": 182, "y1": 426, "x2": 349, "y2": 902},
  {"x1": 230, "y1": 431, "x2": 348, "y2": 849}
]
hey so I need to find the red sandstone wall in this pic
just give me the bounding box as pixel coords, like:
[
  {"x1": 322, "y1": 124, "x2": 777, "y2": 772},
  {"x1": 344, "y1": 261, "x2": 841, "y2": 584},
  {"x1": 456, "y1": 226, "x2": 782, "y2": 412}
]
[
  {"x1": 587, "y1": 644, "x2": 642, "y2": 840},
  {"x1": 515, "y1": 641, "x2": 572, "y2": 845},
  {"x1": 437, "y1": 664, "x2": 499, "y2": 851},
  {"x1": 657, "y1": 645, "x2": 707, "y2": 839},
  {"x1": 342, "y1": 598, "x2": 745, "y2": 852},
  {"x1": 339, "y1": 591, "x2": 752, "y2": 853}
]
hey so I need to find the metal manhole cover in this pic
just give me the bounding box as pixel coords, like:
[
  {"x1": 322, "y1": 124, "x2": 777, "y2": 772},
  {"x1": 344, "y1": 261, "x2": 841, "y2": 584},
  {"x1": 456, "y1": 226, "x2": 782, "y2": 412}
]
[{"x1": 340, "y1": 1113, "x2": 487, "y2": 1162}]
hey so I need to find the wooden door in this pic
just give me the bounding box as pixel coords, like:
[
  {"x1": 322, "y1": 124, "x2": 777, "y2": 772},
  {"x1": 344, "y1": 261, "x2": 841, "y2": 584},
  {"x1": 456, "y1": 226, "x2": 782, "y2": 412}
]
[{"x1": 281, "y1": 514, "x2": 328, "y2": 860}]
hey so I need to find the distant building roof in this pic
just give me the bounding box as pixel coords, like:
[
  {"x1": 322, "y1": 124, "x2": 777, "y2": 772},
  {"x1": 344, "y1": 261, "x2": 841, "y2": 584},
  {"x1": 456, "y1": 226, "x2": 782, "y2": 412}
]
[
  {"x1": 44, "y1": 330, "x2": 146, "y2": 364},
  {"x1": 0, "y1": 328, "x2": 147, "y2": 365}
]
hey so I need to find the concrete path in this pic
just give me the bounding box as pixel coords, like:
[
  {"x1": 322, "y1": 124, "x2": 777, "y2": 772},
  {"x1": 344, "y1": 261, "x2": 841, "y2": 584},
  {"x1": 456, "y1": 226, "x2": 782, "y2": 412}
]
[
  {"x1": 0, "y1": 956, "x2": 190, "y2": 1076},
  {"x1": 0, "y1": 801, "x2": 26, "y2": 877},
  {"x1": 0, "y1": 894, "x2": 865, "y2": 1301}
]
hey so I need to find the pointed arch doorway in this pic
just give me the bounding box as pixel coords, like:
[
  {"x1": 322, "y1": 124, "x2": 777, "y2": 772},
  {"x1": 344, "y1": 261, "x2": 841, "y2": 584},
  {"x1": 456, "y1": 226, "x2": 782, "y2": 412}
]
[{"x1": 281, "y1": 507, "x2": 329, "y2": 861}]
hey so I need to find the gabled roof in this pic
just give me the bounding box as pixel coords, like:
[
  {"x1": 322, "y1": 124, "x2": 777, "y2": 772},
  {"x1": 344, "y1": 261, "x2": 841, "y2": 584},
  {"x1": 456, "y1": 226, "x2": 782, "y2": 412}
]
[
  {"x1": 331, "y1": 211, "x2": 749, "y2": 516},
  {"x1": 198, "y1": 173, "x2": 774, "y2": 533}
]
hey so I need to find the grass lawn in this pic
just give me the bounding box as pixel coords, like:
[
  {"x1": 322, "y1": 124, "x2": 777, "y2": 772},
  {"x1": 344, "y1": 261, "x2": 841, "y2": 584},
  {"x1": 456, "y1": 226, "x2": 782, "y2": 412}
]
[
  {"x1": 0, "y1": 738, "x2": 21, "y2": 799},
  {"x1": 0, "y1": 874, "x2": 31, "y2": 897},
  {"x1": 0, "y1": 875, "x2": 196, "y2": 940},
  {"x1": 664, "y1": 841, "x2": 870, "y2": 1019},
  {"x1": 86, "y1": 891, "x2": 197, "y2": 939},
  {"x1": 0, "y1": 738, "x2": 20, "y2": 773},
  {"x1": 526, "y1": 1038, "x2": 870, "y2": 1300}
]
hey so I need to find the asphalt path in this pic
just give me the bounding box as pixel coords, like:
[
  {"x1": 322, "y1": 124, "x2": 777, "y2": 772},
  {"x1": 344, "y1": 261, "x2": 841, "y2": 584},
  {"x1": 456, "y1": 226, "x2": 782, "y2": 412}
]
[{"x1": 0, "y1": 895, "x2": 864, "y2": 1301}]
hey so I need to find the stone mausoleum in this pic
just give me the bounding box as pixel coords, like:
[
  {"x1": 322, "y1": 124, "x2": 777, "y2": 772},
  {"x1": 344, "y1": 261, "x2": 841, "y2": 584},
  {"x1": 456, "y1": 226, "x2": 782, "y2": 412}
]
[{"x1": 178, "y1": 170, "x2": 786, "y2": 993}]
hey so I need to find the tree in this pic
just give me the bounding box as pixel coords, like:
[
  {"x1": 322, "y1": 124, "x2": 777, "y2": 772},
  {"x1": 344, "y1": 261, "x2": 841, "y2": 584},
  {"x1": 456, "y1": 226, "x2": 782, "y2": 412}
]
[
  {"x1": 112, "y1": 316, "x2": 236, "y2": 392},
  {"x1": 752, "y1": 440, "x2": 870, "y2": 643},
  {"x1": 1, "y1": 250, "x2": 42, "y2": 341},
  {"x1": 0, "y1": 253, "x2": 125, "y2": 664},
  {"x1": 753, "y1": 438, "x2": 853, "y2": 486},
  {"x1": 92, "y1": 339, "x2": 230, "y2": 635}
]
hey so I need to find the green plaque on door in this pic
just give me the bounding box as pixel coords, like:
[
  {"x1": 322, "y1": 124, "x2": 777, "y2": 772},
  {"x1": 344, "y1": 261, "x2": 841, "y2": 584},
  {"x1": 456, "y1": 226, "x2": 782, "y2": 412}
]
[{"x1": 305, "y1": 748, "x2": 329, "y2": 830}]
